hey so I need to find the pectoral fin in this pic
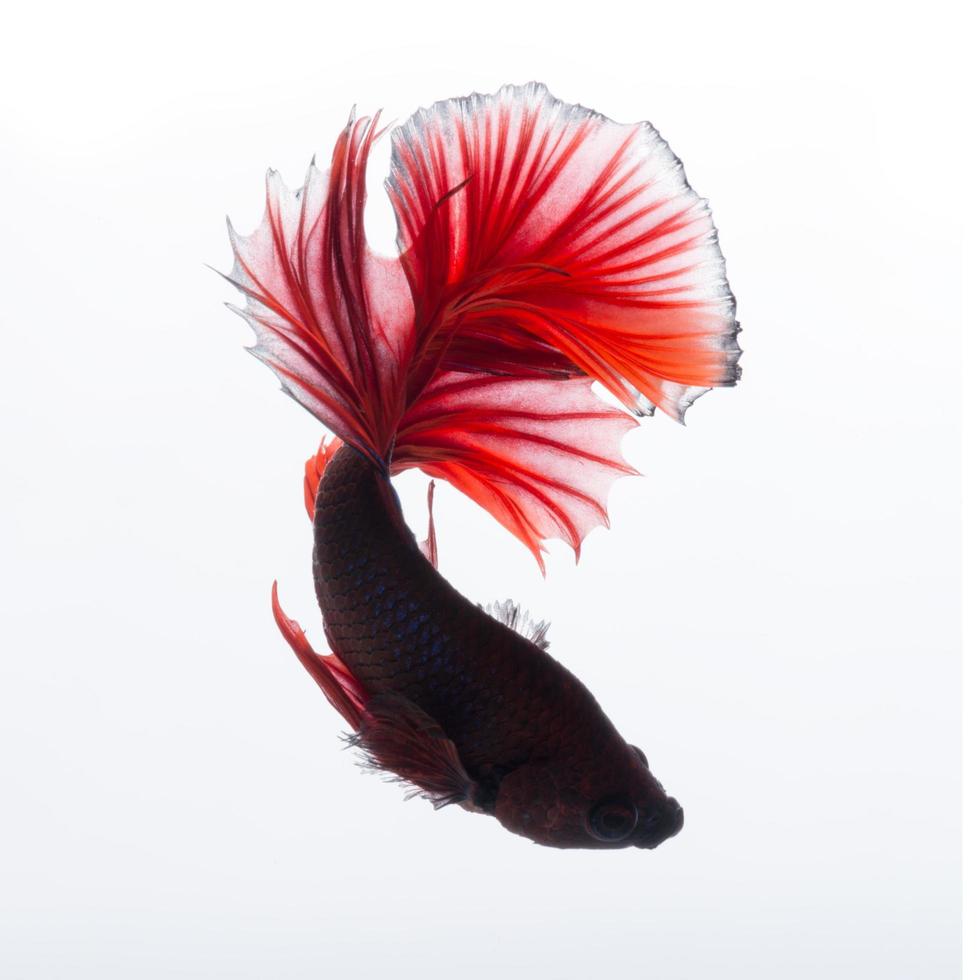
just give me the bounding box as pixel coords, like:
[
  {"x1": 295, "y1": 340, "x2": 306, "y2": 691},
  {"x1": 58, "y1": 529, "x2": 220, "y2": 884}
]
[{"x1": 351, "y1": 694, "x2": 477, "y2": 810}]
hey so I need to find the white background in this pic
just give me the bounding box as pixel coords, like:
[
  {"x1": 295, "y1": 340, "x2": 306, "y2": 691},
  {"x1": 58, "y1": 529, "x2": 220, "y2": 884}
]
[{"x1": 1, "y1": 2, "x2": 967, "y2": 978}]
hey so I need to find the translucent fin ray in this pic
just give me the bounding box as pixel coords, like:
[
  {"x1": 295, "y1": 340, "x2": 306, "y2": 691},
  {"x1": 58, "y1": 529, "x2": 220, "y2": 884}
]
[
  {"x1": 387, "y1": 82, "x2": 741, "y2": 421},
  {"x1": 393, "y1": 373, "x2": 637, "y2": 570},
  {"x1": 480, "y1": 598, "x2": 550, "y2": 651},
  {"x1": 226, "y1": 84, "x2": 739, "y2": 567},
  {"x1": 226, "y1": 116, "x2": 414, "y2": 461}
]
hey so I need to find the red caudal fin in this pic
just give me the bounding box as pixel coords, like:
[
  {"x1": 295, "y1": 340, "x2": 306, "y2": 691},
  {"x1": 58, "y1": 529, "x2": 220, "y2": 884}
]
[
  {"x1": 224, "y1": 113, "x2": 414, "y2": 465},
  {"x1": 226, "y1": 85, "x2": 739, "y2": 564},
  {"x1": 394, "y1": 373, "x2": 637, "y2": 571},
  {"x1": 387, "y1": 82, "x2": 741, "y2": 420},
  {"x1": 271, "y1": 582, "x2": 366, "y2": 729}
]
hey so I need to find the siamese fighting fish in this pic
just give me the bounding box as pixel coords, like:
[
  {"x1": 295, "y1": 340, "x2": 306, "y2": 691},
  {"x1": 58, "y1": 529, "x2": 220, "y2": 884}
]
[{"x1": 221, "y1": 83, "x2": 740, "y2": 850}]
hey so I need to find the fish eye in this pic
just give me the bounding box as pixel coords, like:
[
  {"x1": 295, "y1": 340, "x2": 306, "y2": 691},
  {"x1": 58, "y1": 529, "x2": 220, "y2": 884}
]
[
  {"x1": 587, "y1": 797, "x2": 638, "y2": 842},
  {"x1": 630, "y1": 745, "x2": 649, "y2": 767}
]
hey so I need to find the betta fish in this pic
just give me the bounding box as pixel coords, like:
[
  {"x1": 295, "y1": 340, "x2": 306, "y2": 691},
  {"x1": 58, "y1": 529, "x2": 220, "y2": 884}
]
[{"x1": 221, "y1": 83, "x2": 740, "y2": 849}]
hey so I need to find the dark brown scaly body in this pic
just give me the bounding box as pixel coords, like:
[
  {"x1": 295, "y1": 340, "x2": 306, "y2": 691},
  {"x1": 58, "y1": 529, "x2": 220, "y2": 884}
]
[{"x1": 312, "y1": 445, "x2": 623, "y2": 791}]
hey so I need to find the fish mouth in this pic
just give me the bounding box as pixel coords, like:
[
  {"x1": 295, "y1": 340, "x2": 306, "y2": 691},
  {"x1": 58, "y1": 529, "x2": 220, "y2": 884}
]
[{"x1": 635, "y1": 797, "x2": 684, "y2": 849}]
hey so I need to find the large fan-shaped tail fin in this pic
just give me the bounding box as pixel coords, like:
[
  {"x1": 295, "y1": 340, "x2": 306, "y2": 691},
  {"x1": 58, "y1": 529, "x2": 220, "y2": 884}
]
[
  {"x1": 393, "y1": 373, "x2": 638, "y2": 571},
  {"x1": 225, "y1": 113, "x2": 414, "y2": 465},
  {"x1": 387, "y1": 82, "x2": 741, "y2": 421},
  {"x1": 226, "y1": 85, "x2": 738, "y2": 565}
]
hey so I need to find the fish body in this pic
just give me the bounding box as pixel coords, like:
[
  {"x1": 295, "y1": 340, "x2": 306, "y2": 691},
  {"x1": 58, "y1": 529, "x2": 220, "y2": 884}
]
[
  {"x1": 224, "y1": 83, "x2": 739, "y2": 849},
  {"x1": 312, "y1": 444, "x2": 682, "y2": 847},
  {"x1": 314, "y1": 443, "x2": 568, "y2": 773}
]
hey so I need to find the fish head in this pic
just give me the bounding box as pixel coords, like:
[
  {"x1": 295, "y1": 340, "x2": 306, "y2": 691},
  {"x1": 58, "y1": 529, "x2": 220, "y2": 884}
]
[{"x1": 492, "y1": 741, "x2": 683, "y2": 850}]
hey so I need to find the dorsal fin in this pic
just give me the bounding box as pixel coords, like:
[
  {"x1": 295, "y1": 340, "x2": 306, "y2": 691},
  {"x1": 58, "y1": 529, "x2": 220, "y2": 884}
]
[
  {"x1": 227, "y1": 84, "x2": 739, "y2": 569},
  {"x1": 480, "y1": 598, "x2": 551, "y2": 651}
]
